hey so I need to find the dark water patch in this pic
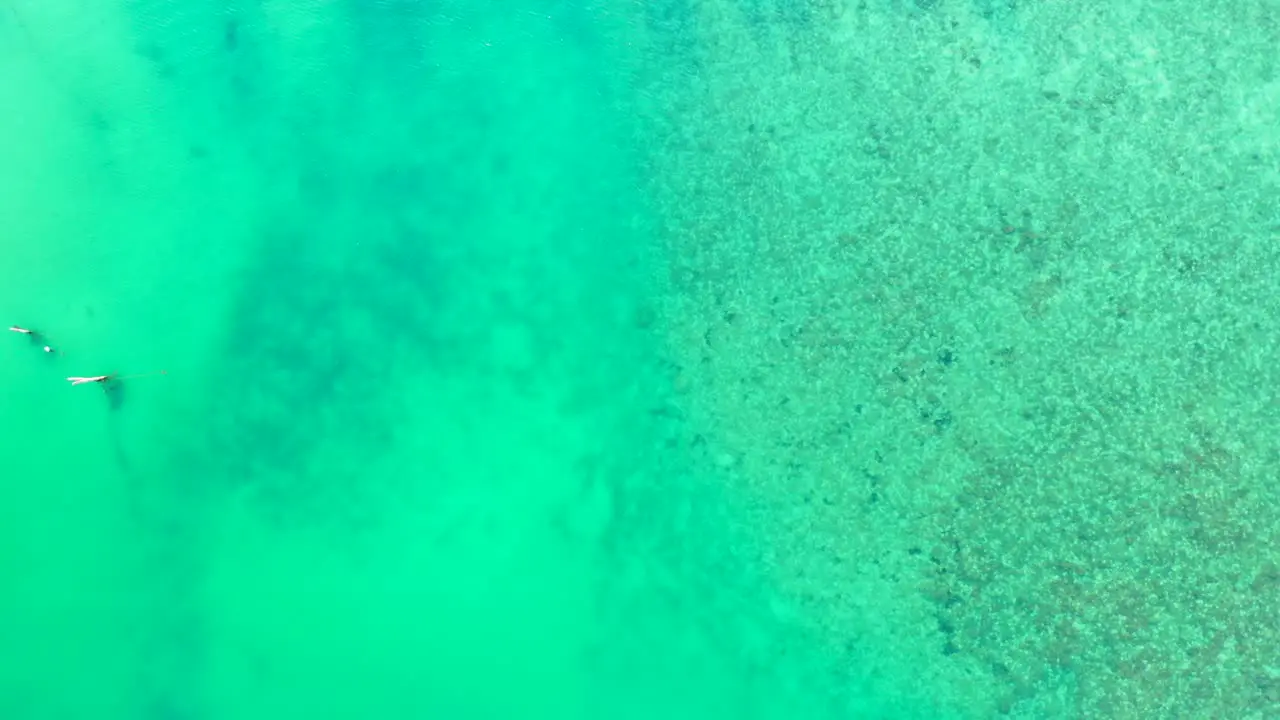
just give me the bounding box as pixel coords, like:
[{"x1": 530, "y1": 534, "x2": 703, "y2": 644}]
[
  {"x1": 104, "y1": 378, "x2": 125, "y2": 411},
  {"x1": 639, "y1": 0, "x2": 700, "y2": 61},
  {"x1": 971, "y1": 0, "x2": 1019, "y2": 24},
  {"x1": 199, "y1": 127, "x2": 476, "y2": 524},
  {"x1": 898, "y1": 0, "x2": 1021, "y2": 28},
  {"x1": 223, "y1": 17, "x2": 240, "y2": 52},
  {"x1": 741, "y1": 0, "x2": 814, "y2": 29},
  {"x1": 208, "y1": 228, "x2": 437, "y2": 499}
]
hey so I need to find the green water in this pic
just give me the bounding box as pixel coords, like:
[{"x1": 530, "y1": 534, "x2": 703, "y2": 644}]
[{"x1": 3, "y1": 1, "x2": 1280, "y2": 718}]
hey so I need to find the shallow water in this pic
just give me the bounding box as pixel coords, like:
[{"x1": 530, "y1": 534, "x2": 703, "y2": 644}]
[{"x1": 2, "y1": 1, "x2": 1279, "y2": 718}]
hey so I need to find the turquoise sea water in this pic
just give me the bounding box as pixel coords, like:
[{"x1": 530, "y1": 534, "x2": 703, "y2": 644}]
[{"x1": 3, "y1": 1, "x2": 1280, "y2": 718}]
